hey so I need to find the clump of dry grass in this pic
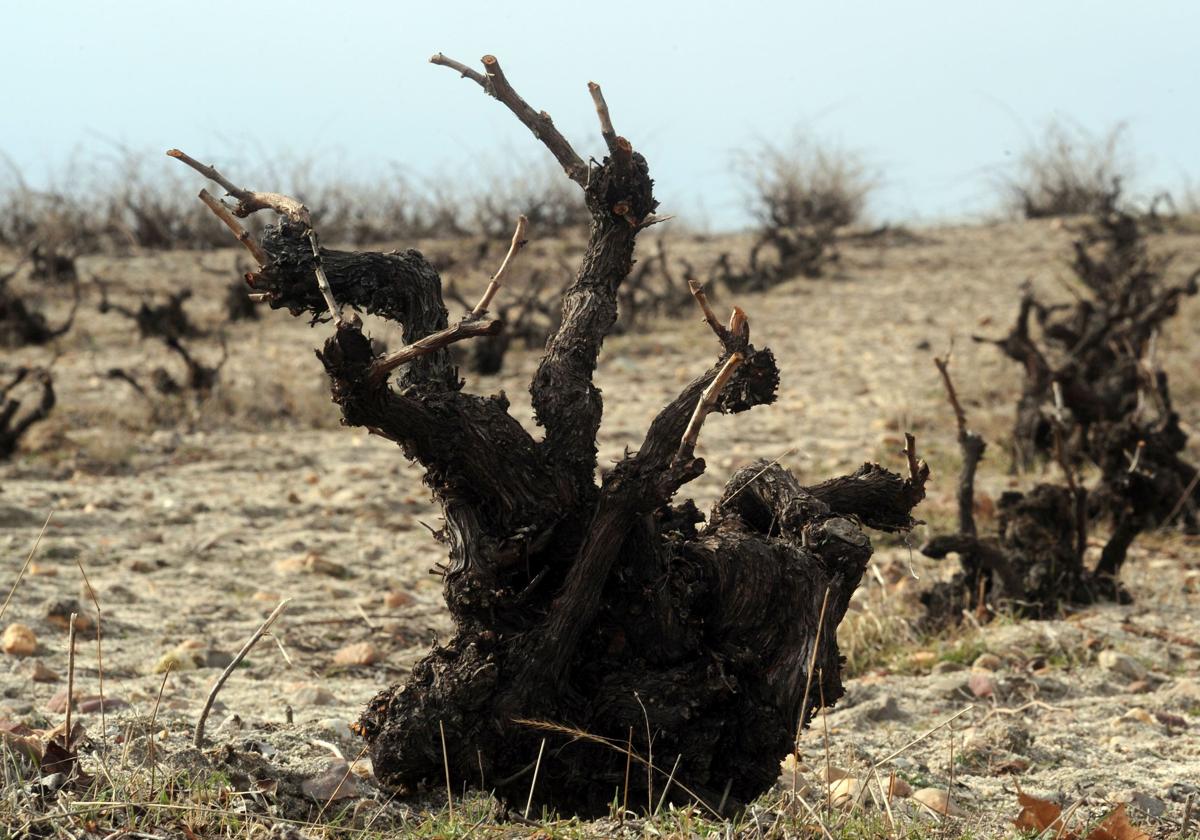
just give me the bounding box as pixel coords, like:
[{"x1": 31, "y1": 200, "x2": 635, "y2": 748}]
[
  {"x1": 1002, "y1": 120, "x2": 1129, "y2": 219},
  {"x1": 0, "y1": 149, "x2": 595, "y2": 260},
  {"x1": 733, "y1": 135, "x2": 874, "y2": 283}
]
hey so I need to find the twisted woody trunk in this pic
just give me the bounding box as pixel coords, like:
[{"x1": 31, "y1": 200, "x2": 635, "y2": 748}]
[{"x1": 171, "y1": 53, "x2": 928, "y2": 816}]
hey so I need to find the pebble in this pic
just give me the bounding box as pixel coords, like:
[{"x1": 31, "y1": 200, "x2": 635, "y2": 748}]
[
  {"x1": 43, "y1": 599, "x2": 93, "y2": 633},
  {"x1": 151, "y1": 639, "x2": 230, "y2": 673},
  {"x1": 2, "y1": 624, "x2": 38, "y2": 656},
  {"x1": 911, "y1": 787, "x2": 965, "y2": 817},
  {"x1": 383, "y1": 590, "x2": 414, "y2": 609},
  {"x1": 972, "y1": 653, "x2": 1003, "y2": 671},
  {"x1": 863, "y1": 694, "x2": 909, "y2": 722},
  {"x1": 929, "y1": 673, "x2": 972, "y2": 701},
  {"x1": 907, "y1": 651, "x2": 937, "y2": 669},
  {"x1": 318, "y1": 718, "x2": 354, "y2": 741},
  {"x1": 291, "y1": 684, "x2": 339, "y2": 707},
  {"x1": 46, "y1": 688, "x2": 129, "y2": 713},
  {"x1": 332, "y1": 641, "x2": 380, "y2": 667},
  {"x1": 932, "y1": 661, "x2": 966, "y2": 674},
  {"x1": 301, "y1": 760, "x2": 365, "y2": 802},
  {"x1": 828, "y1": 777, "x2": 863, "y2": 808},
  {"x1": 28, "y1": 661, "x2": 59, "y2": 682},
  {"x1": 968, "y1": 671, "x2": 996, "y2": 698},
  {"x1": 1098, "y1": 650, "x2": 1148, "y2": 682},
  {"x1": 820, "y1": 766, "x2": 852, "y2": 783},
  {"x1": 1113, "y1": 789, "x2": 1166, "y2": 818},
  {"x1": 274, "y1": 552, "x2": 348, "y2": 578},
  {"x1": 887, "y1": 776, "x2": 913, "y2": 798}
]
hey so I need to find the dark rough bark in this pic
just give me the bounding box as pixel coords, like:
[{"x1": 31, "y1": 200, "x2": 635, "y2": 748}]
[
  {"x1": 175, "y1": 54, "x2": 928, "y2": 817},
  {"x1": 225, "y1": 278, "x2": 260, "y2": 322},
  {"x1": 921, "y1": 358, "x2": 1144, "y2": 625},
  {"x1": 0, "y1": 368, "x2": 55, "y2": 460},
  {"x1": 972, "y1": 204, "x2": 1198, "y2": 586},
  {"x1": 99, "y1": 287, "x2": 227, "y2": 398},
  {"x1": 0, "y1": 267, "x2": 79, "y2": 349}
]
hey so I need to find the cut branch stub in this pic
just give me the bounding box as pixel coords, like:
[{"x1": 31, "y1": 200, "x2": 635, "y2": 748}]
[{"x1": 167, "y1": 149, "x2": 311, "y2": 224}]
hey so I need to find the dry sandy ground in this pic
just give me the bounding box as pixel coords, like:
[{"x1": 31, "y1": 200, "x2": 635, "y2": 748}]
[{"x1": 1, "y1": 218, "x2": 1198, "y2": 835}]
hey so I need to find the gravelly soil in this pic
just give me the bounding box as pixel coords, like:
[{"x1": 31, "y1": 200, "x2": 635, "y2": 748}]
[{"x1": 1, "y1": 218, "x2": 1198, "y2": 835}]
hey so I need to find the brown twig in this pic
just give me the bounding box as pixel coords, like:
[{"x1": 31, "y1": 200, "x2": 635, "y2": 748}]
[
  {"x1": 687, "y1": 278, "x2": 728, "y2": 343},
  {"x1": 166, "y1": 149, "x2": 310, "y2": 224},
  {"x1": 148, "y1": 664, "x2": 172, "y2": 793},
  {"x1": 933, "y1": 355, "x2": 968, "y2": 437},
  {"x1": 675, "y1": 353, "x2": 743, "y2": 464},
  {"x1": 367, "y1": 320, "x2": 503, "y2": 387},
  {"x1": 430, "y1": 54, "x2": 588, "y2": 187},
  {"x1": 587, "y1": 81, "x2": 618, "y2": 153},
  {"x1": 471, "y1": 215, "x2": 529, "y2": 318},
  {"x1": 194, "y1": 599, "x2": 290, "y2": 747},
  {"x1": 1164, "y1": 470, "x2": 1200, "y2": 526},
  {"x1": 74, "y1": 558, "x2": 109, "y2": 771},
  {"x1": 197, "y1": 190, "x2": 268, "y2": 266}
]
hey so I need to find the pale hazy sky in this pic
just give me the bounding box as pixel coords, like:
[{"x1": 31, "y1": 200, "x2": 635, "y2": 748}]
[{"x1": 4, "y1": 1, "x2": 1198, "y2": 228}]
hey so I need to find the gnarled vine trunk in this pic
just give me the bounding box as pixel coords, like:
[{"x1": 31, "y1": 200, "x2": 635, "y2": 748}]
[{"x1": 171, "y1": 53, "x2": 928, "y2": 817}]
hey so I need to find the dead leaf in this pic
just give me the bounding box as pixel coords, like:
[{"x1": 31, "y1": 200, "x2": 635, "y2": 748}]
[
  {"x1": 1086, "y1": 804, "x2": 1150, "y2": 840},
  {"x1": 1013, "y1": 792, "x2": 1076, "y2": 839}
]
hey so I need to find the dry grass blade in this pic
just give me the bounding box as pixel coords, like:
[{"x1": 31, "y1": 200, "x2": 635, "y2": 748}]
[
  {"x1": 0, "y1": 509, "x2": 53, "y2": 624},
  {"x1": 193, "y1": 599, "x2": 291, "y2": 747}
]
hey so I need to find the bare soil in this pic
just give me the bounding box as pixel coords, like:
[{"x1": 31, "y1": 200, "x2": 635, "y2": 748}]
[{"x1": 2, "y1": 217, "x2": 1198, "y2": 836}]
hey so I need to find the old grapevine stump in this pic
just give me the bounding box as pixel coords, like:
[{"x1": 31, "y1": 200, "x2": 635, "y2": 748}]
[{"x1": 172, "y1": 53, "x2": 928, "y2": 816}]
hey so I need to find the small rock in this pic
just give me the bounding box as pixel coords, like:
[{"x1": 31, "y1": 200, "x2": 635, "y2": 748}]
[
  {"x1": 1122, "y1": 707, "x2": 1154, "y2": 725},
  {"x1": 887, "y1": 777, "x2": 913, "y2": 798},
  {"x1": 292, "y1": 684, "x2": 339, "y2": 707},
  {"x1": 2, "y1": 624, "x2": 38, "y2": 656},
  {"x1": 911, "y1": 787, "x2": 965, "y2": 817},
  {"x1": 863, "y1": 694, "x2": 909, "y2": 722},
  {"x1": 252, "y1": 591, "x2": 281, "y2": 603},
  {"x1": 1153, "y1": 710, "x2": 1187, "y2": 730},
  {"x1": 820, "y1": 766, "x2": 853, "y2": 783},
  {"x1": 907, "y1": 650, "x2": 937, "y2": 669},
  {"x1": 46, "y1": 688, "x2": 128, "y2": 714},
  {"x1": 929, "y1": 673, "x2": 972, "y2": 701},
  {"x1": 383, "y1": 590, "x2": 414, "y2": 609},
  {"x1": 972, "y1": 653, "x2": 1003, "y2": 671},
  {"x1": 1125, "y1": 680, "x2": 1151, "y2": 694},
  {"x1": 968, "y1": 671, "x2": 996, "y2": 698},
  {"x1": 332, "y1": 642, "x2": 379, "y2": 667},
  {"x1": 318, "y1": 718, "x2": 354, "y2": 741},
  {"x1": 1113, "y1": 789, "x2": 1166, "y2": 818},
  {"x1": 78, "y1": 696, "x2": 129, "y2": 713},
  {"x1": 274, "y1": 552, "x2": 348, "y2": 578},
  {"x1": 932, "y1": 660, "x2": 967, "y2": 674},
  {"x1": 301, "y1": 760, "x2": 365, "y2": 802},
  {"x1": 27, "y1": 563, "x2": 57, "y2": 577},
  {"x1": 28, "y1": 661, "x2": 59, "y2": 682},
  {"x1": 215, "y1": 714, "x2": 244, "y2": 734},
  {"x1": 828, "y1": 777, "x2": 863, "y2": 808},
  {"x1": 42, "y1": 599, "x2": 93, "y2": 633},
  {"x1": 151, "y1": 639, "x2": 228, "y2": 673},
  {"x1": 1098, "y1": 650, "x2": 1148, "y2": 682}
]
